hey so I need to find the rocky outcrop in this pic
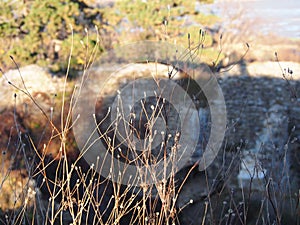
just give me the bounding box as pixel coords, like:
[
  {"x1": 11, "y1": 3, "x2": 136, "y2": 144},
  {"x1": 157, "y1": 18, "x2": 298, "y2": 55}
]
[
  {"x1": 87, "y1": 61, "x2": 300, "y2": 187},
  {"x1": 84, "y1": 61, "x2": 299, "y2": 224},
  {"x1": 0, "y1": 62, "x2": 299, "y2": 224}
]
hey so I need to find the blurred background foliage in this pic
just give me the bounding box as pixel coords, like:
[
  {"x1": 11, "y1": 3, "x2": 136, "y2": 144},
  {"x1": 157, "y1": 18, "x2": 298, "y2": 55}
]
[
  {"x1": 0, "y1": 0, "x2": 220, "y2": 73},
  {"x1": 0, "y1": 0, "x2": 104, "y2": 72}
]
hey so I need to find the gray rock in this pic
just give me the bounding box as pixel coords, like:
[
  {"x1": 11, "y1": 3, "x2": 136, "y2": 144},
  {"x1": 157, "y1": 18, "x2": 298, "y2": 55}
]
[{"x1": 0, "y1": 64, "x2": 65, "y2": 112}]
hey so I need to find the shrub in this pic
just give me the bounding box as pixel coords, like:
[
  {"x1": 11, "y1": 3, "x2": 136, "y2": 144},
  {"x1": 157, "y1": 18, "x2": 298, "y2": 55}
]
[
  {"x1": 99, "y1": 0, "x2": 222, "y2": 66},
  {"x1": 0, "y1": 0, "x2": 103, "y2": 72}
]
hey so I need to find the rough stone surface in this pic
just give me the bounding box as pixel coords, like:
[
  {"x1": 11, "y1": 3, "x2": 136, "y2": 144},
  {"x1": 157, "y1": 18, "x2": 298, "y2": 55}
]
[
  {"x1": 219, "y1": 74, "x2": 299, "y2": 186},
  {"x1": 0, "y1": 65, "x2": 65, "y2": 111}
]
